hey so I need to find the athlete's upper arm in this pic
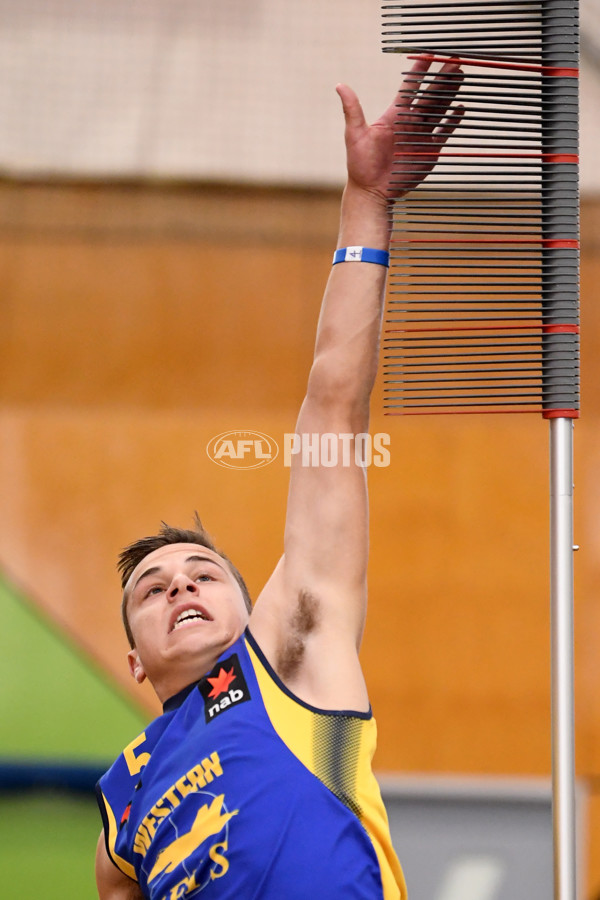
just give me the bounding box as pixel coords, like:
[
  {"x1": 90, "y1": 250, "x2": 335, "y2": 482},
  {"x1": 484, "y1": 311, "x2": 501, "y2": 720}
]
[
  {"x1": 282, "y1": 394, "x2": 370, "y2": 632},
  {"x1": 96, "y1": 832, "x2": 142, "y2": 900},
  {"x1": 250, "y1": 392, "x2": 372, "y2": 708}
]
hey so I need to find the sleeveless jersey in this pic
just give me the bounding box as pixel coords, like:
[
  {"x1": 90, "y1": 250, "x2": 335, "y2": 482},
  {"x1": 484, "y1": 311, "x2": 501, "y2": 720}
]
[{"x1": 96, "y1": 629, "x2": 406, "y2": 900}]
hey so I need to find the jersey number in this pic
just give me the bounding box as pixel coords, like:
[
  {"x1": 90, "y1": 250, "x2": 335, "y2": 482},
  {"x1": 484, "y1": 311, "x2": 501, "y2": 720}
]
[{"x1": 124, "y1": 733, "x2": 151, "y2": 776}]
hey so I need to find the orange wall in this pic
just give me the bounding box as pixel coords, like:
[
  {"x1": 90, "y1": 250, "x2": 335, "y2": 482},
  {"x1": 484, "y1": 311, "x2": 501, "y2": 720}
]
[{"x1": 1, "y1": 182, "x2": 599, "y2": 893}]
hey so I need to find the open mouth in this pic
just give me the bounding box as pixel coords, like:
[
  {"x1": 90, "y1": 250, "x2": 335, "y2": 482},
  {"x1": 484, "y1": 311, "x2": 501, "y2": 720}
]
[{"x1": 170, "y1": 606, "x2": 211, "y2": 633}]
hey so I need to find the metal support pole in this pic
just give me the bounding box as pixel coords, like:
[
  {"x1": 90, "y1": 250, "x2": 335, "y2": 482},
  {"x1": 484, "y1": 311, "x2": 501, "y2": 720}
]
[{"x1": 550, "y1": 416, "x2": 577, "y2": 900}]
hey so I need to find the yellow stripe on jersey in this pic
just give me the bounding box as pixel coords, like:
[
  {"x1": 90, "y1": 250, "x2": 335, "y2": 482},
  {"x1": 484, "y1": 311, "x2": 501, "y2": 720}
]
[
  {"x1": 100, "y1": 789, "x2": 138, "y2": 881},
  {"x1": 245, "y1": 639, "x2": 407, "y2": 900}
]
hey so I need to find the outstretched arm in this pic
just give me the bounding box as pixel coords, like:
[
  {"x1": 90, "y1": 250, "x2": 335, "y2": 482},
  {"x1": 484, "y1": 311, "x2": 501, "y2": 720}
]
[{"x1": 251, "y1": 58, "x2": 463, "y2": 709}]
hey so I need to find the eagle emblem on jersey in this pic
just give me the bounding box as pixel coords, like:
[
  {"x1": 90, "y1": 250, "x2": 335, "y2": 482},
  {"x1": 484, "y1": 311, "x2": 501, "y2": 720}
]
[{"x1": 147, "y1": 794, "x2": 238, "y2": 883}]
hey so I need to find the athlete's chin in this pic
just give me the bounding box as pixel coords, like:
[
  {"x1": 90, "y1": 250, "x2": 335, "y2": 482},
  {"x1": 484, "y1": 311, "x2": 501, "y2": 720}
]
[
  {"x1": 164, "y1": 628, "x2": 212, "y2": 659},
  {"x1": 164, "y1": 623, "x2": 239, "y2": 663},
  {"x1": 168, "y1": 621, "x2": 210, "y2": 641}
]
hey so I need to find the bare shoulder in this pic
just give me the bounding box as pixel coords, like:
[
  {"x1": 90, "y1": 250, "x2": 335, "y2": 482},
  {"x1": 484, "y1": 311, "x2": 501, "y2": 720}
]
[
  {"x1": 249, "y1": 559, "x2": 369, "y2": 712},
  {"x1": 95, "y1": 832, "x2": 142, "y2": 900}
]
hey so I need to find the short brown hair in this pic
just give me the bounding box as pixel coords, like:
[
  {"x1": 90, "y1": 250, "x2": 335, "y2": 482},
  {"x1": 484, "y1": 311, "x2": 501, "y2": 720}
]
[{"x1": 118, "y1": 515, "x2": 252, "y2": 648}]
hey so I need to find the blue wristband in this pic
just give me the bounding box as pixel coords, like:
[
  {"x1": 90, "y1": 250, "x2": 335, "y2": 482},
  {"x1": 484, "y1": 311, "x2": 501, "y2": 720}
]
[{"x1": 332, "y1": 246, "x2": 390, "y2": 267}]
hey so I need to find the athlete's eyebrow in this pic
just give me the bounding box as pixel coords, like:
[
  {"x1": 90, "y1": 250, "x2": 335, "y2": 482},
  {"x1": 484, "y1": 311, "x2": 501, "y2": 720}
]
[
  {"x1": 133, "y1": 555, "x2": 224, "y2": 592},
  {"x1": 184, "y1": 554, "x2": 224, "y2": 569},
  {"x1": 133, "y1": 565, "x2": 162, "y2": 592}
]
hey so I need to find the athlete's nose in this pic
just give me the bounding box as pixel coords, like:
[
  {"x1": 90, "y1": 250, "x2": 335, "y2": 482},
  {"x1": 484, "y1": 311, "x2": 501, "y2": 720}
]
[{"x1": 167, "y1": 573, "x2": 198, "y2": 601}]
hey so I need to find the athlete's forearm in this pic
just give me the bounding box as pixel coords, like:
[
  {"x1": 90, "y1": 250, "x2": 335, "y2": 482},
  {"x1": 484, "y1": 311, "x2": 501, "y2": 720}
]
[{"x1": 304, "y1": 183, "x2": 390, "y2": 432}]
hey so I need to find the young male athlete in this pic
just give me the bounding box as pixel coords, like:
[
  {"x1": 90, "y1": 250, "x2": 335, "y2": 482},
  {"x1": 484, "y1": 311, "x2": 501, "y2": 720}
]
[{"x1": 95, "y1": 57, "x2": 463, "y2": 900}]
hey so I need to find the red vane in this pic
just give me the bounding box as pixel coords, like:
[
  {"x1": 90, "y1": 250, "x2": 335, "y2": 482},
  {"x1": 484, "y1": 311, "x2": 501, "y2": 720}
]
[
  {"x1": 386, "y1": 324, "x2": 543, "y2": 333},
  {"x1": 548, "y1": 69, "x2": 581, "y2": 78},
  {"x1": 545, "y1": 154, "x2": 579, "y2": 164},
  {"x1": 546, "y1": 240, "x2": 580, "y2": 249},
  {"x1": 542, "y1": 324, "x2": 580, "y2": 334},
  {"x1": 407, "y1": 54, "x2": 578, "y2": 77}
]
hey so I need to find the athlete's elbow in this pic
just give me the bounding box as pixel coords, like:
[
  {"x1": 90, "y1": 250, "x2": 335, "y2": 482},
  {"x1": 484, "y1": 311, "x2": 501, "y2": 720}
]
[{"x1": 305, "y1": 357, "x2": 372, "y2": 426}]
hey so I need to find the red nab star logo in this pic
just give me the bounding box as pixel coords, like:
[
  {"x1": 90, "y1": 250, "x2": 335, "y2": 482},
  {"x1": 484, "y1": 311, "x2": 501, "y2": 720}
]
[
  {"x1": 200, "y1": 652, "x2": 250, "y2": 722},
  {"x1": 207, "y1": 667, "x2": 236, "y2": 699}
]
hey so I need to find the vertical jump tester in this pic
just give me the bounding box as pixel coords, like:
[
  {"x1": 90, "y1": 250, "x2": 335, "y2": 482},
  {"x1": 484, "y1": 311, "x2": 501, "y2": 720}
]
[{"x1": 381, "y1": 2, "x2": 579, "y2": 898}]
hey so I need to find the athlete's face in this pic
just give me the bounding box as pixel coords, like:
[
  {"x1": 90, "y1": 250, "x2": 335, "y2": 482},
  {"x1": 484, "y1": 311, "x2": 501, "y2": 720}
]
[{"x1": 124, "y1": 543, "x2": 250, "y2": 702}]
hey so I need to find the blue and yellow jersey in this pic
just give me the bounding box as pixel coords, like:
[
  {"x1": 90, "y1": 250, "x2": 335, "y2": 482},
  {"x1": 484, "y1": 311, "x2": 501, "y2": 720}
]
[{"x1": 96, "y1": 629, "x2": 406, "y2": 900}]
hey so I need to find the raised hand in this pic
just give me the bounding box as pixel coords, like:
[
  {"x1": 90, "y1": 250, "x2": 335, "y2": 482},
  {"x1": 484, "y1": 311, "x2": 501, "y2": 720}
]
[{"x1": 336, "y1": 56, "x2": 464, "y2": 203}]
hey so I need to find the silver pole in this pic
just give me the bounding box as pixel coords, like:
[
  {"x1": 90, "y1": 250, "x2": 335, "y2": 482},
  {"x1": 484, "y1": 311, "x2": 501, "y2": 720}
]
[{"x1": 550, "y1": 416, "x2": 577, "y2": 900}]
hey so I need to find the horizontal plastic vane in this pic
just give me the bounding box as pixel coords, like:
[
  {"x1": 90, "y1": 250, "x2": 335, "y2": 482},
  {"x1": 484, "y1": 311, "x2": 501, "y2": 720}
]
[{"x1": 382, "y1": 0, "x2": 580, "y2": 416}]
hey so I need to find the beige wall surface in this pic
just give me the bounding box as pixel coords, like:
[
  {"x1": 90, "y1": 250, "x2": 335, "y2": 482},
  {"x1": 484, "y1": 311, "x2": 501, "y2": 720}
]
[
  {"x1": 0, "y1": 182, "x2": 599, "y2": 893},
  {"x1": 1, "y1": 0, "x2": 600, "y2": 193}
]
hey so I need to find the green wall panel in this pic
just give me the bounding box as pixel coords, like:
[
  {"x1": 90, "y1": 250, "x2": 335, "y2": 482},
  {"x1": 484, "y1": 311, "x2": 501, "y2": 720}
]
[{"x1": 0, "y1": 575, "x2": 147, "y2": 760}]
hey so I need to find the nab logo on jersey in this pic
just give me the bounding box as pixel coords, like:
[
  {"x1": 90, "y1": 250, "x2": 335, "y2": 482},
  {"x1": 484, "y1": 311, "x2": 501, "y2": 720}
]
[{"x1": 199, "y1": 654, "x2": 251, "y2": 723}]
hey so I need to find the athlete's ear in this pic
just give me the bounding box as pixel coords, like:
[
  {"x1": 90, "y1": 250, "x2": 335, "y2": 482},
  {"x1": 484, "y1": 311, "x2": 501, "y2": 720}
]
[{"x1": 127, "y1": 649, "x2": 147, "y2": 684}]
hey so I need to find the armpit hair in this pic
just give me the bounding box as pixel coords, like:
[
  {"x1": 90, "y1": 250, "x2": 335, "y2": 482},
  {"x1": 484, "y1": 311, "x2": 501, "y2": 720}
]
[{"x1": 277, "y1": 589, "x2": 320, "y2": 681}]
